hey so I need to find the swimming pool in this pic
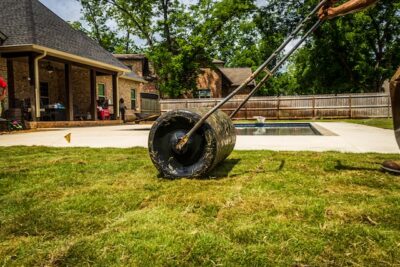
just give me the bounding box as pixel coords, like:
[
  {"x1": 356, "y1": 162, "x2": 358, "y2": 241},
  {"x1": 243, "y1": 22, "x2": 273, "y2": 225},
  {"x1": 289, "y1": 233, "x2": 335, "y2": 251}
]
[{"x1": 235, "y1": 123, "x2": 322, "y2": 136}]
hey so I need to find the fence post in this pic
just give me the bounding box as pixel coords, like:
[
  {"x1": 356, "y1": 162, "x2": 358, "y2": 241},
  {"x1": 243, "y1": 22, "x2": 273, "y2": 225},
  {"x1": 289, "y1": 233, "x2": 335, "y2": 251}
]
[
  {"x1": 349, "y1": 95, "x2": 352, "y2": 119},
  {"x1": 186, "y1": 100, "x2": 189, "y2": 108},
  {"x1": 388, "y1": 94, "x2": 391, "y2": 118},
  {"x1": 277, "y1": 97, "x2": 280, "y2": 120},
  {"x1": 312, "y1": 96, "x2": 316, "y2": 119}
]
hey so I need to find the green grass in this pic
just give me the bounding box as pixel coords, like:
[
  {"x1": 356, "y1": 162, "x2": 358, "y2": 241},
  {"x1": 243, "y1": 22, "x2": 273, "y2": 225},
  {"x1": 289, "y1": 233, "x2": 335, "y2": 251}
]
[
  {"x1": 1, "y1": 147, "x2": 400, "y2": 266},
  {"x1": 342, "y1": 118, "x2": 394, "y2": 130},
  {"x1": 234, "y1": 118, "x2": 394, "y2": 130}
]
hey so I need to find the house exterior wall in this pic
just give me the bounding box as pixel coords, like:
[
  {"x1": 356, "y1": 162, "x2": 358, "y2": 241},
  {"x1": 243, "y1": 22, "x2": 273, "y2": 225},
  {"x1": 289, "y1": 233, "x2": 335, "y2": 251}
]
[
  {"x1": 118, "y1": 59, "x2": 144, "y2": 76},
  {"x1": 13, "y1": 60, "x2": 34, "y2": 102},
  {"x1": 0, "y1": 57, "x2": 7, "y2": 82},
  {"x1": 71, "y1": 66, "x2": 91, "y2": 117},
  {"x1": 0, "y1": 57, "x2": 8, "y2": 109},
  {"x1": 10, "y1": 60, "x2": 66, "y2": 106},
  {"x1": 96, "y1": 76, "x2": 143, "y2": 113},
  {"x1": 39, "y1": 64, "x2": 65, "y2": 105},
  {"x1": 119, "y1": 78, "x2": 143, "y2": 112},
  {"x1": 96, "y1": 75, "x2": 113, "y2": 101},
  {"x1": 2, "y1": 55, "x2": 149, "y2": 121},
  {"x1": 143, "y1": 82, "x2": 158, "y2": 94},
  {"x1": 11, "y1": 61, "x2": 91, "y2": 119},
  {"x1": 117, "y1": 57, "x2": 158, "y2": 95},
  {"x1": 196, "y1": 68, "x2": 222, "y2": 98}
]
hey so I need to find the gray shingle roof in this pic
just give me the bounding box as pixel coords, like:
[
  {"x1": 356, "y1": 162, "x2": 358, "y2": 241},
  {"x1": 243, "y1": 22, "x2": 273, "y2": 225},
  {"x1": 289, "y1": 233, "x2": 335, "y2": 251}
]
[
  {"x1": 0, "y1": 0, "x2": 128, "y2": 71},
  {"x1": 121, "y1": 72, "x2": 147, "y2": 83},
  {"x1": 114, "y1": 54, "x2": 147, "y2": 60}
]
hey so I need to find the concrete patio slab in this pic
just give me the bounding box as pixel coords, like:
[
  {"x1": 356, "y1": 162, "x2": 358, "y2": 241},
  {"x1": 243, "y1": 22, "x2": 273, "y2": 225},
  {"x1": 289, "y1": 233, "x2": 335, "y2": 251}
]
[{"x1": 0, "y1": 122, "x2": 399, "y2": 154}]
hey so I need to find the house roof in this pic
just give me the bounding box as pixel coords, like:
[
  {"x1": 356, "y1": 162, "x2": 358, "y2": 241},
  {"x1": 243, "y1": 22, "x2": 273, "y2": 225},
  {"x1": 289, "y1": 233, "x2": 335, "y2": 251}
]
[
  {"x1": 0, "y1": 0, "x2": 129, "y2": 72},
  {"x1": 114, "y1": 54, "x2": 147, "y2": 60},
  {"x1": 121, "y1": 72, "x2": 148, "y2": 83},
  {"x1": 218, "y1": 67, "x2": 255, "y2": 86}
]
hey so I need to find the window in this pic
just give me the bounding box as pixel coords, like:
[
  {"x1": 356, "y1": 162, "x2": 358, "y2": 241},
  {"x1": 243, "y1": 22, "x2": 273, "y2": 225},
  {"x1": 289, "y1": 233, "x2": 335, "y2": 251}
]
[
  {"x1": 195, "y1": 89, "x2": 211, "y2": 99},
  {"x1": 40, "y1": 82, "x2": 49, "y2": 107},
  {"x1": 131, "y1": 89, "x2": 136, "y2": 110},
  {"x1": 98, "y1": 83, "x2": 105, "y2": 98}
]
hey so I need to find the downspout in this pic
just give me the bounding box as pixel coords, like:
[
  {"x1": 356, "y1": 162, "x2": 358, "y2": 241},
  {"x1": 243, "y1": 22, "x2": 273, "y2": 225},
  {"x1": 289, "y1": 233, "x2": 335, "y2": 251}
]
[{"x1": 33, "y1": 51, "x2": 47, "y2": 120}]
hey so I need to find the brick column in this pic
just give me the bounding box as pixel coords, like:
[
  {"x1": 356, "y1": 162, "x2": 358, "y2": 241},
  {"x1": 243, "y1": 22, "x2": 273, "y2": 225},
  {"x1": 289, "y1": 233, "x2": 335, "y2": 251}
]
[
  {"x1": 65, "y1": 64, "x2": 73, "y2": 121},
  {"x1": 112, "y1": 74, "x2": 119, "y2": 120},
  {"x1": 90, "y1": 69, "x2": 97, "y2": 121},
  {"x1": 7, "y1": 60, "x2": 15, "y2": 107}
]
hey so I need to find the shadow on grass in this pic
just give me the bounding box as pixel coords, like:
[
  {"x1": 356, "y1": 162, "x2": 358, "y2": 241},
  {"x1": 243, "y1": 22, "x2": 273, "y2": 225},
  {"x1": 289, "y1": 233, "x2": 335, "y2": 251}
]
[
  {"x1": 156, "y1": 159, "x2": 241, "y2": 180},
  {"x1": 206, "y1": 159, "x2": 241, "y2": 179},
  {"x1": 335, "y1": 160, "x2": 378, "y2": 172}
]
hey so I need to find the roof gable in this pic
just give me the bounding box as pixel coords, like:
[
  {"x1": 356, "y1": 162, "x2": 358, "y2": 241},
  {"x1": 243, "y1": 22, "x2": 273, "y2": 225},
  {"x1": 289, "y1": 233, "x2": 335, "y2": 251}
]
[
  {"x1": 0, "y1": 0, "x2": 128, "y2": 71},
  {"x1": 218, "y1": 67, "x2": 255, "y2": 86}
]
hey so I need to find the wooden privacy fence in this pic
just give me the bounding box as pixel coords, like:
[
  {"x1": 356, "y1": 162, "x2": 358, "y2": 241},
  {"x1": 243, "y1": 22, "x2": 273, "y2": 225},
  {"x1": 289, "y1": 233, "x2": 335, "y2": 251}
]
[
  {"x1": 140, "y1": 93, "x2": 161, "y2": 114},
  {"x1": 160, "y1": 93, "x2": 392, "y2": 120}
]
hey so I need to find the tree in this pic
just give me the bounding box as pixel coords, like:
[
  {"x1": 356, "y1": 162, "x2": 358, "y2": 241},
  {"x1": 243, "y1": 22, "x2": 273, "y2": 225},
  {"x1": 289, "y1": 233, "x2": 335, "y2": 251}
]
[
  {"x1": 77, "y1": 0, "x2": 255, "y2": 97},
  {"x1": 71, "y1": 0, "x2": 139, "y2": 53},
  {"x1": 259, "y1": 0, "x2": 400, "y2": 95},
  {"x1": 217, "y1": 0, "x2": 399, "y2": 96},
  {"x1": 75, "y1": 0, "x2": 399, "y2": 97}
]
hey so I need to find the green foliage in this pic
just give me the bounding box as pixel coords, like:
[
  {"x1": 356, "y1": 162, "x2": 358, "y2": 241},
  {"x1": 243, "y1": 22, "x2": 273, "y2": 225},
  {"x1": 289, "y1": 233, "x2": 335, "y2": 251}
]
[
  {"x1": 75, "y1": 0, "x2": 399, "y2": 97},
  {"x1": 288, "y1": 0, "x2": 400, "y2": 94},
  {"x1": 218, "y1": 0, "x2": 400, "y2": 96},
  {"x1": 1, "y1": 147, "x2": 400, "y2": 265},
  {"x1": 71, "y1": 0, "x2": 139, "y2": 53},
  {"x1": 77, "y1": 0, "x2": 255, "y2": 97}
]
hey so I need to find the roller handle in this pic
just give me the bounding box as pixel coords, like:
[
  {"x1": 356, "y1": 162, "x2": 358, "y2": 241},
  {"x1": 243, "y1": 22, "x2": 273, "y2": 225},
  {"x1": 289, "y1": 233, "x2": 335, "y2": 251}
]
[{"x1": 176, "y1": 0, "x2": 330, "y2": 152}]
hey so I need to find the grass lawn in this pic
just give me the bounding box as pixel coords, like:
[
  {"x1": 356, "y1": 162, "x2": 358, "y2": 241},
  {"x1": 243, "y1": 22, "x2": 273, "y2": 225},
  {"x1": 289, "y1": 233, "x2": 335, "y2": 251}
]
[
  {"x1": 234, "y1": 118, "x2": 394, "y2": 130},
  {"x1": 1, "y1": 147, "x2": 400, "y2": 266},
  {"x1": 342, "y1": 118, "x2": 394, "y2": 130}
]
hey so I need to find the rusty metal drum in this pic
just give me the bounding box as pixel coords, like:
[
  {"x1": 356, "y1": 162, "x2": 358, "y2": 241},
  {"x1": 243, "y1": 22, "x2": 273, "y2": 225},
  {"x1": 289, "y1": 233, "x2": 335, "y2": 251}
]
[{"x1": 148, "y1": 109, "x2": 236, "y2": 178}]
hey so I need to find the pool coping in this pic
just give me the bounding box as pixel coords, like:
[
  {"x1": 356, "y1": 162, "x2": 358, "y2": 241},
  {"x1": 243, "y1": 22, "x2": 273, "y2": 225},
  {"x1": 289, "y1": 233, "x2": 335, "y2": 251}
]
[
  {"x1": 234, "y1": 122, "x2": 338, "y2": 137},
  {"x1": 310, "y1": 123, "x2": 338, "y2": 136}
]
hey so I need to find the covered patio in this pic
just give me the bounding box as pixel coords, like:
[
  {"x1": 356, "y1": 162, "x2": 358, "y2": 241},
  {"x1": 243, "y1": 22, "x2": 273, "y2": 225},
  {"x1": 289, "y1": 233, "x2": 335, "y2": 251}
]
[
  {"x1": 2, "y1": 49, "x2": 122, "y2": 124},
  {"x1": 0, "y1": 0, "x2": 131, "y2": 128}
]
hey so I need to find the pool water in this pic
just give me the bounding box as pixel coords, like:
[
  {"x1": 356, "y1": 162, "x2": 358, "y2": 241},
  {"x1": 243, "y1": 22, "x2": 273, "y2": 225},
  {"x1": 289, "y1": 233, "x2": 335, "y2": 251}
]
[{"x1": 235, "y1": 123, "x2": 321, "y2": 136}]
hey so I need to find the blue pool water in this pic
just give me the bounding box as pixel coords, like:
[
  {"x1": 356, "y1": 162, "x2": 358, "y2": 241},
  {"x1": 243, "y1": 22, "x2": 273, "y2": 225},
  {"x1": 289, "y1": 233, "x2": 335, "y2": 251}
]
[{"x1": 235, "y1": 123, "x2": 321, "y2": 136}]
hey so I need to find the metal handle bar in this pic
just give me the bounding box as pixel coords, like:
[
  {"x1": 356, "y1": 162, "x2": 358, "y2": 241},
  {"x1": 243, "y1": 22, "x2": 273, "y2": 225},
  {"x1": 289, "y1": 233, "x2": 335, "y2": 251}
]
[
  {"x1": 230, "y1": 19, "x2": 324, "y2": 118},
  {"x1": 176, "y1": 0, "x2": 329, "y2": 151}
]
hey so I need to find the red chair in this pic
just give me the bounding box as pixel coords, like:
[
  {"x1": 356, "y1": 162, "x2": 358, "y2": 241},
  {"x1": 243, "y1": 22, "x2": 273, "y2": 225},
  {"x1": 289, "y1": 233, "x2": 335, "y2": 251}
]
[{"x1": 98, "y1": 108, "x2": 110, "y2": 120}]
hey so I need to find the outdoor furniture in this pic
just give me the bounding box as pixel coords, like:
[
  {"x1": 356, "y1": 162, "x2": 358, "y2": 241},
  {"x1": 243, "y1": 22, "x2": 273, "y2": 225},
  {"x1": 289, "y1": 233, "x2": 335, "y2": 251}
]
[
  {"x1": 43, "y1": 108, "x2": 67, "y2": 121},
  {"x1": 98, "y1": 108, "x2": 110, "y2": 120}
]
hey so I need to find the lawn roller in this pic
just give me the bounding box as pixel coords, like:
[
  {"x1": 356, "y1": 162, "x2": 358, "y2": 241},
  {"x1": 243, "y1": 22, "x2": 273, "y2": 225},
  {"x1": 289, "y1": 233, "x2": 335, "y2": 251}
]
[{"x1": 149, "y1": 0, "x2": 330, "y2": 178}]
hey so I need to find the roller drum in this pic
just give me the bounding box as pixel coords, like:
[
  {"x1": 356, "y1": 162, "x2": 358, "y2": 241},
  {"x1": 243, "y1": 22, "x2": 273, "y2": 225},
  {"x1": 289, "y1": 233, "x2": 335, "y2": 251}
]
[{"x1": 148, "y1": 109, "x2": 236, "y2": 178}]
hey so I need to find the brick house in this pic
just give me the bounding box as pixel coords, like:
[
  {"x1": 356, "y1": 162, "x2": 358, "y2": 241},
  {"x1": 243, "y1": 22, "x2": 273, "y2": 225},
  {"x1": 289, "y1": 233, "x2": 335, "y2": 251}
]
[
  {"x1": 196, "y1": 59, "x2": 256, "y2": 99},
  {"x1": 113, "y1": 55, "x2": 255, "y2": 99},
  {"x1": 0, "y1": 0, "x2": 148, "y2": 126}
]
